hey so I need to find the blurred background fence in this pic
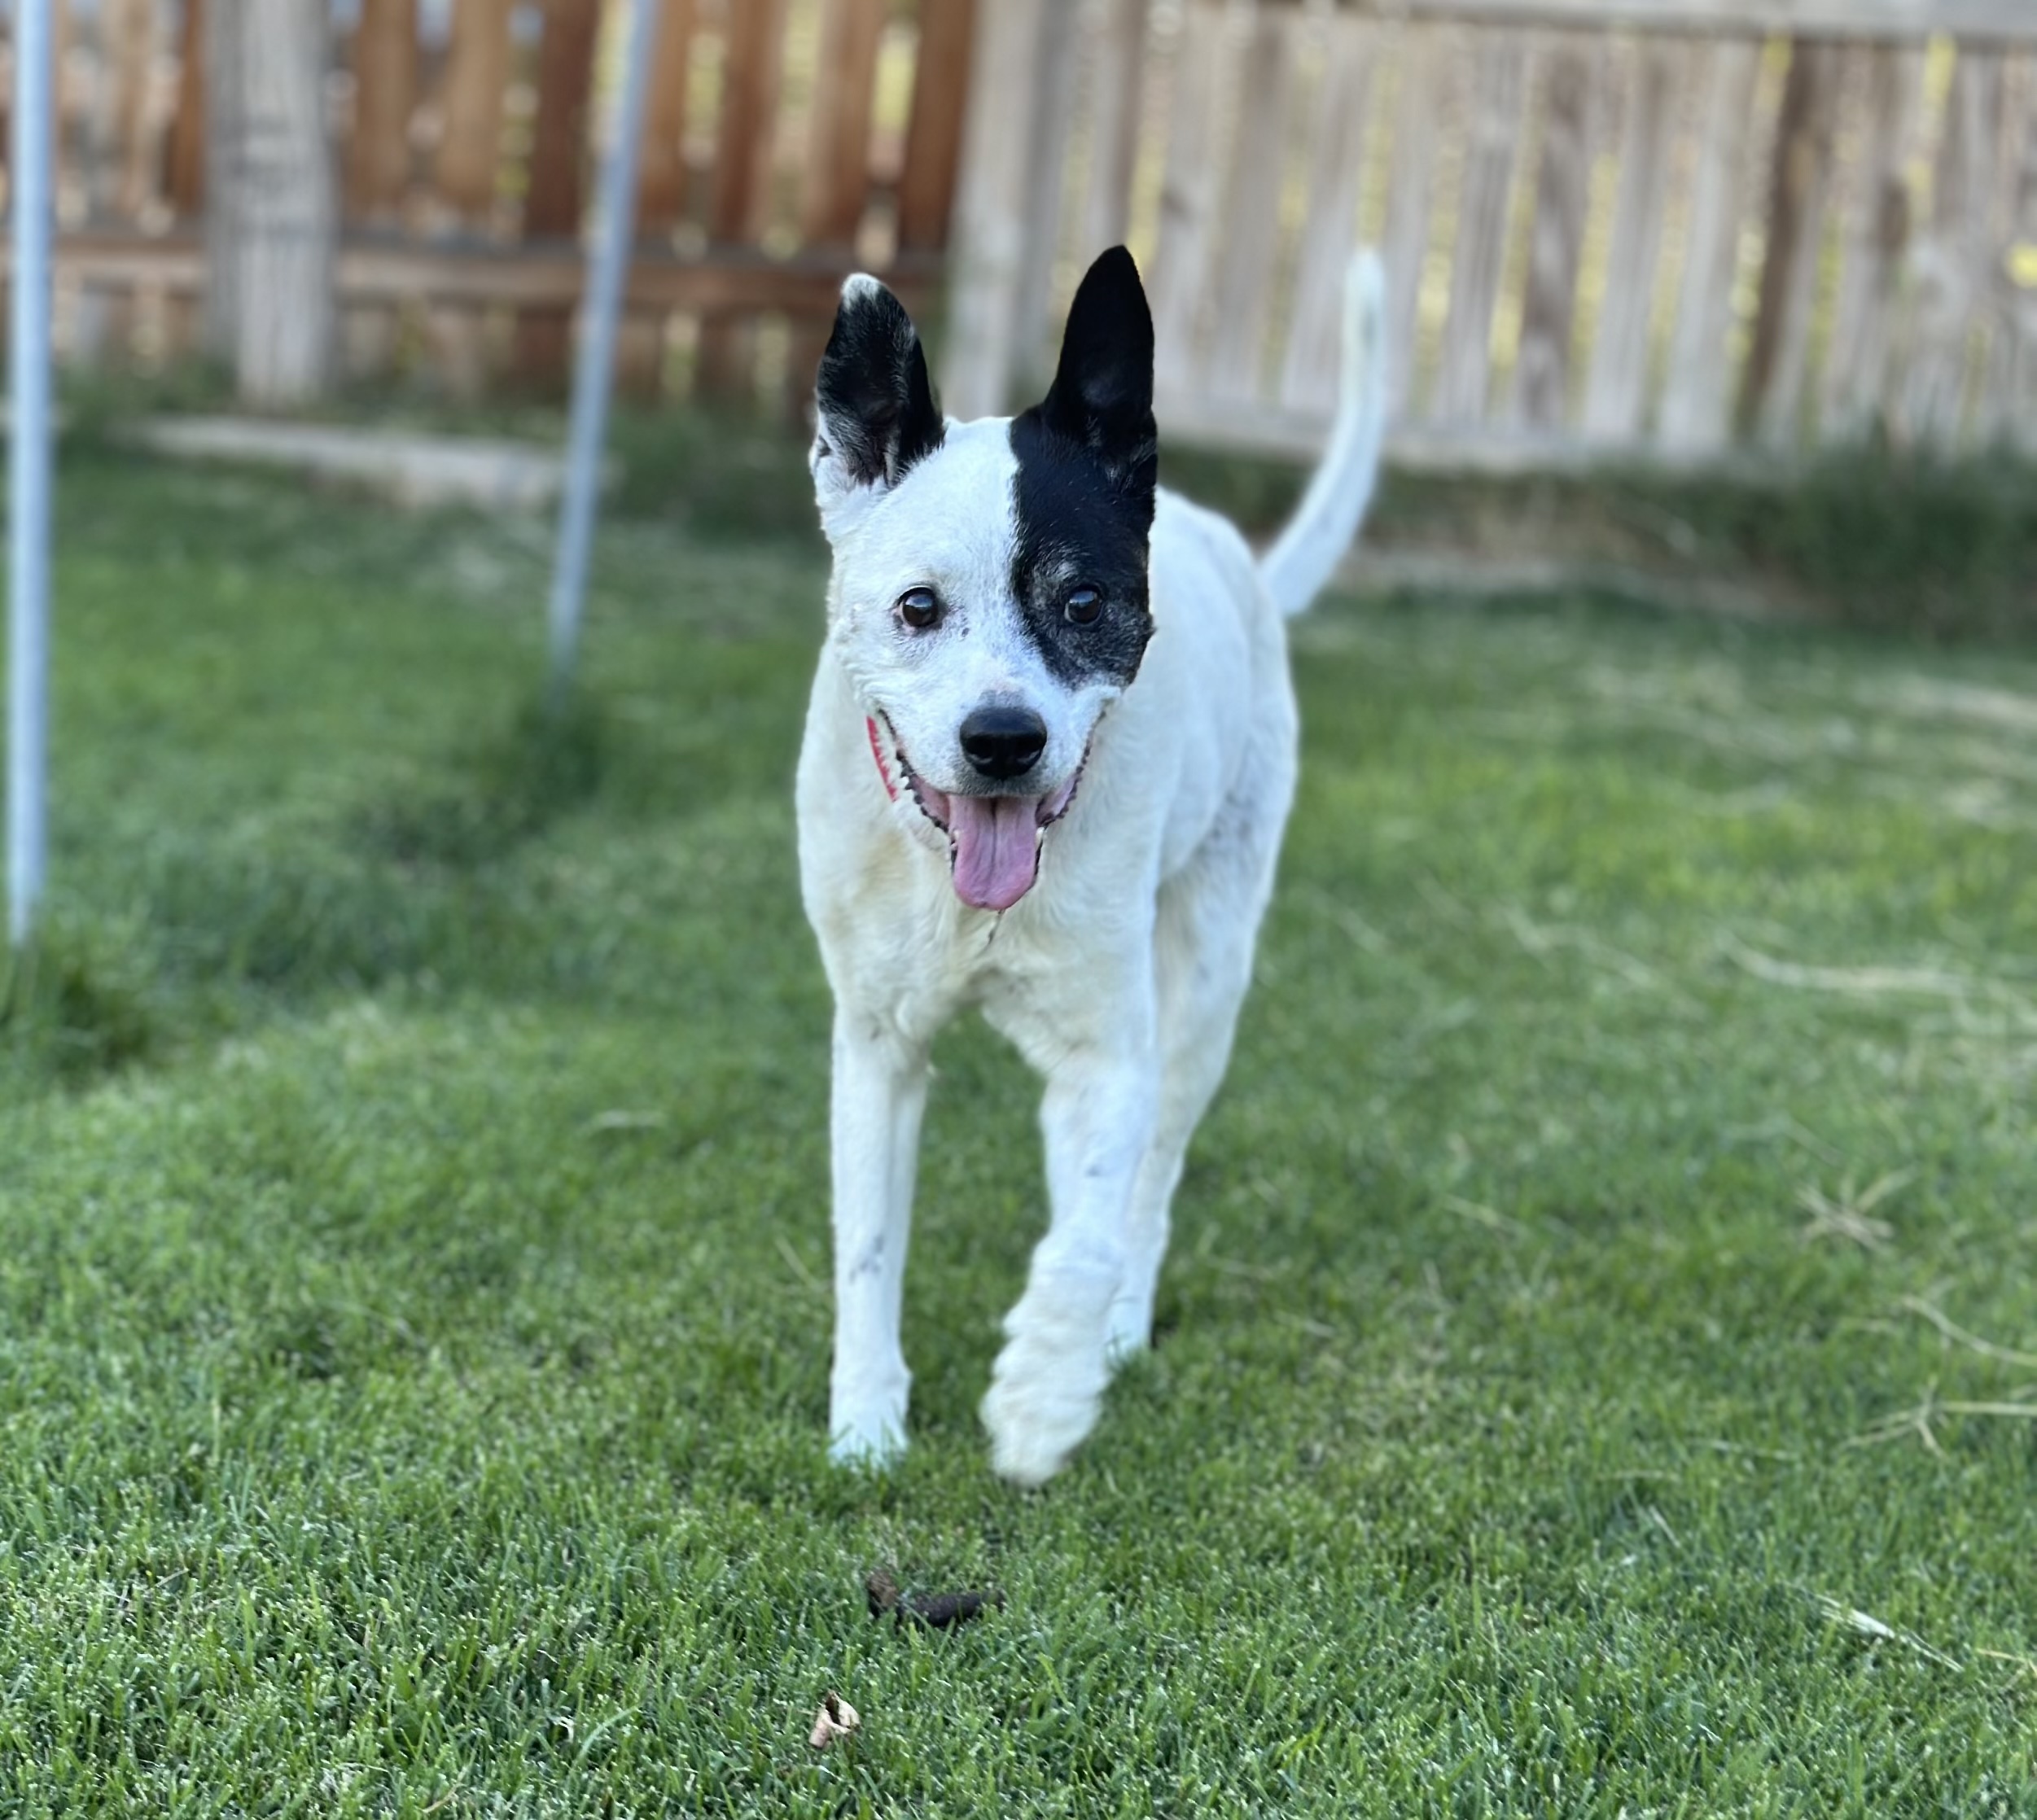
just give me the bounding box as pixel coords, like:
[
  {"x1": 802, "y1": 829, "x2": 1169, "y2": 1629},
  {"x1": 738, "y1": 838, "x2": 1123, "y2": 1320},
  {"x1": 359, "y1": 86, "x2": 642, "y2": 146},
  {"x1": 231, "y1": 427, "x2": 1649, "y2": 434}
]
[
  {"x1": 953, "y1": 0, "x2": 2037, "y2": 468},
  {"x1": 6, "y1": 0, "x2": 2036, "y2": 468},
  {"x1": 5, "y1": 0, "x2": 970, "y2": 404}
]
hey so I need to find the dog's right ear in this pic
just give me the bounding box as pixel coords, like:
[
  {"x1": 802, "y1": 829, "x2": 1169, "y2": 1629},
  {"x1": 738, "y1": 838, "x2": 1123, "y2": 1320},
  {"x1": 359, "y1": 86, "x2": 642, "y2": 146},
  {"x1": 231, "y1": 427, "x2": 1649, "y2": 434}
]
[{"x1": 811, "y1": 275, "x2": 944, "y2": 539}]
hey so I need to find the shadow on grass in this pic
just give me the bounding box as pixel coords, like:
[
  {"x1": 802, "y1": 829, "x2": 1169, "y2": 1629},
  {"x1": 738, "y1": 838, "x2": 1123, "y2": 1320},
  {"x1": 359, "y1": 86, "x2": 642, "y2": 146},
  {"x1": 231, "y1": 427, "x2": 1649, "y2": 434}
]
[
  {"x1": 1, "y1": 695, "x2": 636, "y2": 1097},
  {"x1": 355, "y1": 693, "x2": 611, "y2": 870},
  {"x1": 1, "y1": 919, "x2": 163, "y2": 1086}
]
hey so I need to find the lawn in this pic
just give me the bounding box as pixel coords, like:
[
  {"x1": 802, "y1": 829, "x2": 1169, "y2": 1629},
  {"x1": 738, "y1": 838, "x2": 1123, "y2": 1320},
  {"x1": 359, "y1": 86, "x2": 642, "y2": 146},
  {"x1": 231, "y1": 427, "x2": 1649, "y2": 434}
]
[{"x1": 2, "y1": 438, "x2": 2035, "y2": 1815}]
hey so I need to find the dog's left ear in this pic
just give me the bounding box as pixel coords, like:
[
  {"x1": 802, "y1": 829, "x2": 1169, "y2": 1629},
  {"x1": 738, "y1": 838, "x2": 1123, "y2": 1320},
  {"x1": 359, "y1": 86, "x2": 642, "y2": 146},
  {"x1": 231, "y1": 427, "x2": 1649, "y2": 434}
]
[
  {"x1": 1035, "y1": 246, "x2": 1157, "y2": 504},
  {"x1": 812, "y1": 275, "x2": 945, "y2": 538}
]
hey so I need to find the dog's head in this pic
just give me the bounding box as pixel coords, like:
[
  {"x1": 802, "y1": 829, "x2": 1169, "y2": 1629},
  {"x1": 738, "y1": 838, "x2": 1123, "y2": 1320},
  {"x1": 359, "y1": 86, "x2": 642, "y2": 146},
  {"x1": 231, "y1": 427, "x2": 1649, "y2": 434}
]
[{"x1": 809, "y1": 247, "x2": 1159, "y2": 912}]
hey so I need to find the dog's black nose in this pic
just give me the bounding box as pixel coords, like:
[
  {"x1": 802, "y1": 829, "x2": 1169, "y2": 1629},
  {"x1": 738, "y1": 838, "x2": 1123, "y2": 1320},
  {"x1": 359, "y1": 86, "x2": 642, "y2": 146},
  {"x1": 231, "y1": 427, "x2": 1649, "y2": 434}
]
[{"x1": 959, "y1": 706, "x2": 1048, "y2": 781}]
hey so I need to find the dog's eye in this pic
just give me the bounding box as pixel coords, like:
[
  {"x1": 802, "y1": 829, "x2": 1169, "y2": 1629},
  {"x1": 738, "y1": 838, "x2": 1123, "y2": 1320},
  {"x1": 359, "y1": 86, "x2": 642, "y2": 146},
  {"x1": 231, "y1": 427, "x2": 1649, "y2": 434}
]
[
  {"x1": 1064, "y1": 585, "x2": 1102, "y2": 626},
  {"x1": 898, "y1": 586, "x2": 941, "y2": 629}
]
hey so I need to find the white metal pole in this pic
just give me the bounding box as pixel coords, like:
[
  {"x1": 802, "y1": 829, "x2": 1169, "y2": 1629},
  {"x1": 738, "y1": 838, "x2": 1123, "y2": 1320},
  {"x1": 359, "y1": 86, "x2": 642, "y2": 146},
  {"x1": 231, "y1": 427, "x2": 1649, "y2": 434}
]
[
  {"x1": 8, "y1": 0, "x2": 55, "y2": 948},
  {"x1": 546, "y1": 0, "x2": 664, "y2": 709}
]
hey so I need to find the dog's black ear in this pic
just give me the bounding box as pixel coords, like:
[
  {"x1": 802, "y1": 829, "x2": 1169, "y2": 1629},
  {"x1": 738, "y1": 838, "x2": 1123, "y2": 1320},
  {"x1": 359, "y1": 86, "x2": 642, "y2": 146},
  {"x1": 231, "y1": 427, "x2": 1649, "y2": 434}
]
[
  {"x1": 1036, "y1": 246, "x2": 1157, "y2": 497},
  {"x1": 812, "y1": 275, "x2": 944, "y2": 528}
]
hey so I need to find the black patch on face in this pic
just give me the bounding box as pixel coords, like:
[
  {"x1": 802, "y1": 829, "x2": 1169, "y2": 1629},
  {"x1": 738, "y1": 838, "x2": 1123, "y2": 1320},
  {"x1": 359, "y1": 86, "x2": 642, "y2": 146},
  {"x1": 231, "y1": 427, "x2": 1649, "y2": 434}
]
[
  {"x1": 1006, "y1": 247, "x2": 1159, "y2": 690},
  {"x1": 815, "y1": 281, "x2": 944, "y2": 488}
]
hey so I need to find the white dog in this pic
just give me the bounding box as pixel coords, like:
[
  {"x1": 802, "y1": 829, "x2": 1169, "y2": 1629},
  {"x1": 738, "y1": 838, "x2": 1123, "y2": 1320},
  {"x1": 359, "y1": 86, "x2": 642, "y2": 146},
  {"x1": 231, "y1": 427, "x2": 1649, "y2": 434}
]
[{"x1": 797, "y1": 244, "x2": 1385, "y2": 1485}]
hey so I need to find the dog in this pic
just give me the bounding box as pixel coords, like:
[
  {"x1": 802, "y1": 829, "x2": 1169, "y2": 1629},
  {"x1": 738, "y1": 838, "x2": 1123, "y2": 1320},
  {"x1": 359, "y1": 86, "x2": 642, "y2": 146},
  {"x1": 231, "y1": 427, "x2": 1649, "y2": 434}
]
[{"x1": 797, "y1": 243, "x2": 1386, "y2": 1485}]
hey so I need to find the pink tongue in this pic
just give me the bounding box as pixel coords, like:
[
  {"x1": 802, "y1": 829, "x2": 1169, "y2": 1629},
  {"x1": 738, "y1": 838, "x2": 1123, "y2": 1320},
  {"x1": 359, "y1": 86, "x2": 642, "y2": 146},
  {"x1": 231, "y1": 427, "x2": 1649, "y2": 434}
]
[{"x1": 946, "y1": 794, "x2": 1040, "y2": 911}]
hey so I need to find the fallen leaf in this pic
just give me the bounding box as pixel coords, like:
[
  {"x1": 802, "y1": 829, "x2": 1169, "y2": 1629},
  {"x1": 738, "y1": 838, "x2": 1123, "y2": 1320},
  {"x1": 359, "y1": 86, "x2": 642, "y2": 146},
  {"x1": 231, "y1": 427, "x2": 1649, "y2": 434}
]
[{"x1": 808, "y1": 1691, "x2": 860, "y2": 1750}]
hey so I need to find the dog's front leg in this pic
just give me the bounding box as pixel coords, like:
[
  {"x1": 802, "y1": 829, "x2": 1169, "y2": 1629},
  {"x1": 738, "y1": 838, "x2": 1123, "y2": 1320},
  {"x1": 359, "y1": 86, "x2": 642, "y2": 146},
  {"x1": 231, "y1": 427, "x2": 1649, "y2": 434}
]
[
  {"x1": 827, "y1": 1011, "x2": 930, "y2": 1468},
  {"x1": 981, "y1": 1043, "x2": 1157, "y2": 1486}
]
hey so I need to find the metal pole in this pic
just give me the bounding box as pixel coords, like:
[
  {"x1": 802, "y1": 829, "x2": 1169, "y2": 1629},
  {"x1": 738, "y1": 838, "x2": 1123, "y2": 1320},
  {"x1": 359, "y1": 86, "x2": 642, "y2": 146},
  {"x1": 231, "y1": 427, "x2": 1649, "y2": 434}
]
[
  {"x1": 8, "y1": 0, "x2": 55, "y2": 948},
  {"x1": 546, "y1": 0, "x2": 664, "y2": 710}
]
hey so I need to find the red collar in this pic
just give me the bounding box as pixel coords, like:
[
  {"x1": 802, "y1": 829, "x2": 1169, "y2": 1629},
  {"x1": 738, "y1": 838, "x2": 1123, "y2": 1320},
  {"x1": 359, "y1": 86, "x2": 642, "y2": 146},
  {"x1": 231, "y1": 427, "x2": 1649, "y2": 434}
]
[{"x1": 865, "y1": 716, "x2": 899, "y2": 803}]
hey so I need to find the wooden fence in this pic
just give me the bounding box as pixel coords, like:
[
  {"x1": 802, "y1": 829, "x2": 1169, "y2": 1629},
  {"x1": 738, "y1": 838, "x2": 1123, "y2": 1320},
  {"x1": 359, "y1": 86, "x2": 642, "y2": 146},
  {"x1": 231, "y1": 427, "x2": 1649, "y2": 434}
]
[
  {"x1": 15, "y1": 0, "x2": 2037, "y2": 468},
  {"x1": 944, "y1": 0, "x2": 2037, "y2": 468},
  {"x1": 11, "y1": 0, "x2": 972, "y2": 405}
]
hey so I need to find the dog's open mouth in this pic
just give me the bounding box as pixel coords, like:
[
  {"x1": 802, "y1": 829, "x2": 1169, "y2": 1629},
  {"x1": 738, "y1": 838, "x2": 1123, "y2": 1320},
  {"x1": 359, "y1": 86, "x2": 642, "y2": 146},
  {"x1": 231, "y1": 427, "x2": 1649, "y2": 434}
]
[{"x1": 877, "y1": 716, "x2": 1084, "y2": 912}]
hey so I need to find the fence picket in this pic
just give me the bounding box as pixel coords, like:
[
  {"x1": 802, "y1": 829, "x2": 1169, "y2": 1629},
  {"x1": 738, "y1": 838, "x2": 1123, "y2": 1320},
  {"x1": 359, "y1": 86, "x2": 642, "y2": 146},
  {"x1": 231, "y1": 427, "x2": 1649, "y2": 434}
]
[
  {"x1": 1280, "y1": 15, "x2": 1378, "y2": 413},
  {"x1": 701, "y1": 0, "x2": 793, "y2": 396},
  {"x1": 1011, "y1": 0, "x2": 1084, "y2": 381},
  {"x1": 941, "y1": 0, "x2": 1048, "y2": 417},
  {"x1": 1514, "y1": 34, "x2": 1596, "y2": 427},
  {"x1": 1742, "y1": 38, "x2": 1843, "y2": 445},
  {"x1": 515, "y1": 0, "x2": 602, "y2": 383},
  {"x1": 166, "y1": 0, "x2": 207, "y2": 217},
  {"x1": 1379, "y1": 23, "x2": 1453, "y2": 417},
  {"x1": 636, "y1": 0, "x2": 699, "y2": 236},
  {"x1": 1820, "y1": 42, "x2": 1925, "y2": 440},
  {"x1": 1899, "y1": 46, "x2": 2003, "y2": 448},
  {"x1": 898, "y1": 0, "x2": 977, "y2": 253},
  {"x1": 1434, "y1": 31, "x2": 1531, "y2": 423},
  {"x1": 1208, "y1": 5, "x2": 1299, "y2": 403},
  {"x1": 1150, "y1": 0, "x2": 1227, "y2": 400},
  {"x1": 99, "y1": 0, "x2": 158, "y2": 221},
  {"x1": 436, "y1": 0, "x2": 511, "y2": 222},
  {"x1": 1972, "y1": 52, "x2": 2034, "y2": 449},
  {"x1": 346, "y1": 0, "x2": 418, "y2": 223},
  {"x1": 1080, "y1": 0, "x2": 1150, "y2": 259},
  {"x1": 1659, "y1": 36, "x2": 1762, "y2": 453},
  {"x1": 1582, "y1": 38, "x2": 1683, "y2": 438}
]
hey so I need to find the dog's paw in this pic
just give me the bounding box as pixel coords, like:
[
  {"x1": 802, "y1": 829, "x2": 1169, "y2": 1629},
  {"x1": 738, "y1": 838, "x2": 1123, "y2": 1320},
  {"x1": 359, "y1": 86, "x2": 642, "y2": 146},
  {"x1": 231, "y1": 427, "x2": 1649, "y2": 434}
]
[
  {"x1": 981, "y1": 1334, "x2": 1108, "y2": 1487},
  {"x1": 828, "y1": 1407, "x2": 907, "y2": 1472},
  {"x1": 1103, "y1": 1296, "x2": 1153, "y2": 1369},
  {"x1": 828, "y1": 1424, "x2": 906, "y2": 1472}
]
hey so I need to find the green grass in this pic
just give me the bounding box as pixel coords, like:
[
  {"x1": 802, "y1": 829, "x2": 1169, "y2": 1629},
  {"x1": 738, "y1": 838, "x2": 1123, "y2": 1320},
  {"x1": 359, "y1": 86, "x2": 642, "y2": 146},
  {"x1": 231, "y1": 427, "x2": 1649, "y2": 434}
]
[{"x1": 2, "y1": 442, "x2": 2036, "y2": 1815}]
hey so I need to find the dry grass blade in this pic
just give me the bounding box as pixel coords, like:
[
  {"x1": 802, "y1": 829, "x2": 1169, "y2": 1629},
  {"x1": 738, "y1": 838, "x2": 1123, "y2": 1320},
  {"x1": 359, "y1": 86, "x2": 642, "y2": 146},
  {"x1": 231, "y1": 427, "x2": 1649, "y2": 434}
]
[
  {"x1": 1813, "y1": 1595, "x2": 1964, "y2": 1672},
  {"x1": 1848, "y1": 1385, "x2": 2037, "y2": 1455},
  {"x1": 1724, "y1": 938, "x2": 1986, "y2": 1000},
  {"x1": 1899, "y1": 1296, "x2": 2037, "y2": 1370},
  {"x1": 1795, "y1": 1169, "x2": 1912, "y2": 1250}
]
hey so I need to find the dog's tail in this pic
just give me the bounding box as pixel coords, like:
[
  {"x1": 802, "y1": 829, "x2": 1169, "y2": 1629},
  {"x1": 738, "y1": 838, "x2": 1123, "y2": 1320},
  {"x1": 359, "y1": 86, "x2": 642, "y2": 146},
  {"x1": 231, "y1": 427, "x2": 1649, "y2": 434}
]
[{"x1": 1258, "y1": 249, "x2": 1387, "y2": 619}]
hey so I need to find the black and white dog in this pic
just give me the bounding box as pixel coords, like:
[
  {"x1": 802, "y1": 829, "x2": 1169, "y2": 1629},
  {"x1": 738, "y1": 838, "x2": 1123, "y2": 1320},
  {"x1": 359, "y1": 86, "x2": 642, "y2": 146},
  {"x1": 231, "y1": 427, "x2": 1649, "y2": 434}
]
[{"x1": 797, "y1": 245, "x2": 1385, "y2": 1484}]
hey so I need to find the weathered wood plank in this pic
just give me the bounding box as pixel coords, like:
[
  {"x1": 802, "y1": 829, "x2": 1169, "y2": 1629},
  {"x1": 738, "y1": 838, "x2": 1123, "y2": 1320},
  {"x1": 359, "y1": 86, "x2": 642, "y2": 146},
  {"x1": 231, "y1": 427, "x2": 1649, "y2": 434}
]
[
  {"x1": 1514, "y1": 33, "x2": 1596, "y2": 427},
  {"x1": 1378, "y1": 23, "x2": 1454, "y2": 417},
  {"x1": 1010, "y1": 0, "x2": 1084, "y2": 383},
  {"x1": 1433, "y1": 31, "x2": 1531, "y2": 423},
  {"x1": 515, "y1": 0, "x2": 602, "y2": 383},
  {"x1": 17, "y1": 230, "x2": 945, "y2": 314},
  {"x1": 346, "y1": 0, "x2": 418, "y2": 223},
  {"x1": 1341, "y1": 0, "x2": 2037, "y2": 44},
  {"x1": 1280, "y1": 15, "x2": 1378, "y2": 413},
  {"x1": 523, "y1": 0, "x2": 599, "y2": 241},
  {"x1": 701, "y1": 0, "x2": 793, "y2": 396},
  {"x1": 1582, "y1": 37, "x2": 1684, "y2": 438},
  {"x1": 165, "y1": 0, "x2": 208, "y2": 216},
  {"x1": 897, "y1": 0, "x2": 977, "y2": 253},
  {"x1": 1658, "y1": 37, "x2": 1761, "y2": 452},
  {"x1": 1740, "y1": 37, "x2": 1843, "y2": 445},
  {"x1": 636, "y1": 0, "x2": 699, "y2": 235},
  {"x1": 787, "y1": 0, "x2": 889, "y2": 422},
  {"x1": 1149, "y1": 0, "x2": 1228, "y2": 400},
  {"x1": 1897, "y1": 46, "x2": 2004, "y2": 448},
  {"x1": 940, "y1": 0, "x2": 1047, "y2": 416},
  {"x1": 97, "y1": 0, "x2": 158, "y2": 221},
  {"x1": 1972, "y1": 52, "x2": 2035, "y2": 448},
  {"x1": 709, "y1": 0, "x2": 792, "y2": 243},
  {"x1": 1208, "y1": 6, "x2": 1299, "y2": 402},
  {"x1": 800, "y1": 0, "x2": 887, "y2": 245},
  {"x1": 1820, "y1": 42, "x2": 1925, "y2": 440},
  {"x1": 435, "y1": 0, "x2": 513, "y2": 223},
  {"x1": 1078, "y1": 0, "x2": 1150, "y2": 258}
]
